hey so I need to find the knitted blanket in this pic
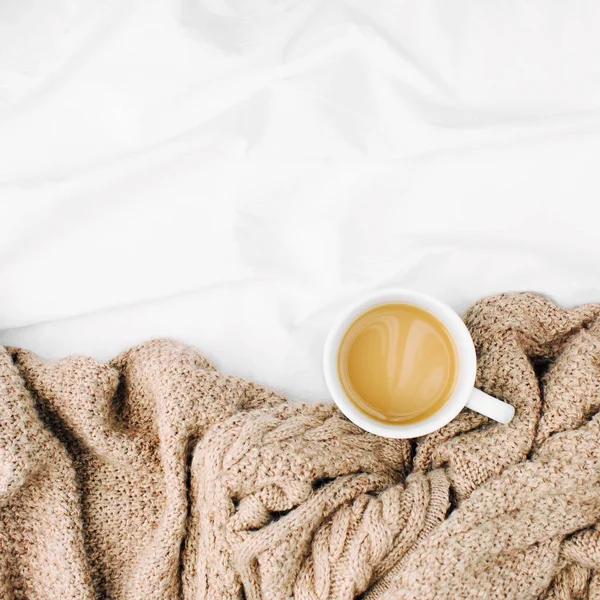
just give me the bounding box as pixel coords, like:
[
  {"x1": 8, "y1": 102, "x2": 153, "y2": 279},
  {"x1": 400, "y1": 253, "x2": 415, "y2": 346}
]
[{"x1": 2, "y1": 293, "x2": 600, "y2": 600}]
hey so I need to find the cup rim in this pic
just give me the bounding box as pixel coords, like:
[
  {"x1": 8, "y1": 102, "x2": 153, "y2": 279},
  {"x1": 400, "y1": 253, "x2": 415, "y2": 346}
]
[{"x1": 323, "y1": 288, "x2": 477, "y2": 438}]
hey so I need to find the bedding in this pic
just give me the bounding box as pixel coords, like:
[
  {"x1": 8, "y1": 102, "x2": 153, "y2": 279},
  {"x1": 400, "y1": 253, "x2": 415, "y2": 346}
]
[
  {"x1": 1, "y1": 0, "x2": 600, "y2": 402},
  {"x1": 3, "y1": 293, "x2": 600, "y2": 599}
]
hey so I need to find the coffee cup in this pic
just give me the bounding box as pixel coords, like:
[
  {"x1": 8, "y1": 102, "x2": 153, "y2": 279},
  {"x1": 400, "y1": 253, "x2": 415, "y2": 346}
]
[{"x1": 323, "y1": 289, "x2": 515, "y2": 438}]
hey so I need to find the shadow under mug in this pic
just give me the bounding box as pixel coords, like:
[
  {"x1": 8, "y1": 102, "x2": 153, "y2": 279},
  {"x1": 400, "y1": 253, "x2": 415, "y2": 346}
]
[{"x1": 323, "y1": 289, "x2": 515, "y2": 439}]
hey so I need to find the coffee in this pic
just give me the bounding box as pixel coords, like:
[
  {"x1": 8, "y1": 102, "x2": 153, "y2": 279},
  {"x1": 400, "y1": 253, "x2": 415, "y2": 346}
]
[{"x1": 337, "y1": 303, "x2": 458, "y2": 424}]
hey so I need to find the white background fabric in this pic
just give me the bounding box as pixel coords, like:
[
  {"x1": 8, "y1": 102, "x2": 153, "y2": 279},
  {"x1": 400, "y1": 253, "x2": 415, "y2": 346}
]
[{"x1": 1, "y1": 0, "x2": 600, "y2": 401}]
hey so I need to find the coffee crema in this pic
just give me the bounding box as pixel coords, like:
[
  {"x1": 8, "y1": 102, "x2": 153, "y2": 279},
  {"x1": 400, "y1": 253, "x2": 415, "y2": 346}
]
[{"x1": 337, "y1": 303, "x2": 459, "y2": 424}]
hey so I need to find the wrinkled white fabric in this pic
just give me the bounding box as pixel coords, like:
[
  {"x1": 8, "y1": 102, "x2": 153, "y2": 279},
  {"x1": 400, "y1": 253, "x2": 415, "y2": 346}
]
[{"x1": 1, "y1": 0, "x2": 600, "y2": 401}]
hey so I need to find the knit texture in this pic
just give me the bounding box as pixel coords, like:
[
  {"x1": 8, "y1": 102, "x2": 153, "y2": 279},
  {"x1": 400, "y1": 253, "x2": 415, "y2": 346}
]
[{"x1": 2, "y1": 292, "x2": 600, "y2": 599}]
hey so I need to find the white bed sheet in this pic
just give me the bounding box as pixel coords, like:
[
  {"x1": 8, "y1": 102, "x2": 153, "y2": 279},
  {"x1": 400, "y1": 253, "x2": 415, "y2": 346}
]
[{"x1": 1, "y1": 0, "x2": 600, "y2": 402}]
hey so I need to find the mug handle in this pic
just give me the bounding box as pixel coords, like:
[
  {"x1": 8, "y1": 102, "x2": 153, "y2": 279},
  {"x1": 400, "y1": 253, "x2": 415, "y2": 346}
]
[{"x1": 466, "y1": 388, "x2": 515, "y2": 424}]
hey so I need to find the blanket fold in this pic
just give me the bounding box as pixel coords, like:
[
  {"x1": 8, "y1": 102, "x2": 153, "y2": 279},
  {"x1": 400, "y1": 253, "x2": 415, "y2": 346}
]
[{"x1": 1, "y1": 293, "x2": 600, "y2": 600}]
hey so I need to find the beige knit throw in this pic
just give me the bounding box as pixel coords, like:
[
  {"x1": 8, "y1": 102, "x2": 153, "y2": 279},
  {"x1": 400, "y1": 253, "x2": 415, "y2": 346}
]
[{"x1": 3, "y1": 293, "x2": 600, "y2": 600}]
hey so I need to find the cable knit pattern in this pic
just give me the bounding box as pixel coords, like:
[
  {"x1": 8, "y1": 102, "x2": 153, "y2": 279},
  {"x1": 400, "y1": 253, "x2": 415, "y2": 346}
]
[{"x1": 2, "y1": 293, "x2": 600, "y2": 599}]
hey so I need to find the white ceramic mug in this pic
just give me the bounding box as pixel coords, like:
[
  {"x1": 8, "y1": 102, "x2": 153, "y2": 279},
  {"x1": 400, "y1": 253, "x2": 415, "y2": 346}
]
[{"x1": 323, "y1": 289, "x2": 515, "y2": 438}]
